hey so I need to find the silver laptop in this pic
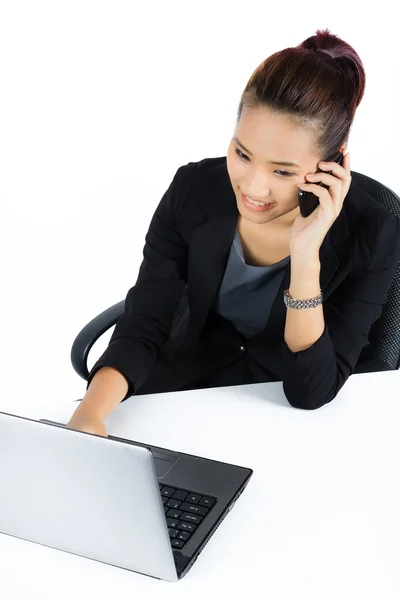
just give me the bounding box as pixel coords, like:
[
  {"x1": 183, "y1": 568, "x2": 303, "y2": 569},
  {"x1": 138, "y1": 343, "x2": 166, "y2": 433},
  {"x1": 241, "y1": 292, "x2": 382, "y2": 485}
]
[{"x1": 0, "y1": 411, "x2": 253, "y2": 581}]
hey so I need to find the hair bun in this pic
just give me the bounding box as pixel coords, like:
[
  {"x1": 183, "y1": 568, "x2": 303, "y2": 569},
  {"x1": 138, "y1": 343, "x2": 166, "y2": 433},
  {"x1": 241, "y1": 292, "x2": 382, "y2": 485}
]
[{"x1": 237, "y1": 27, "x2": 366, "y2": 154}]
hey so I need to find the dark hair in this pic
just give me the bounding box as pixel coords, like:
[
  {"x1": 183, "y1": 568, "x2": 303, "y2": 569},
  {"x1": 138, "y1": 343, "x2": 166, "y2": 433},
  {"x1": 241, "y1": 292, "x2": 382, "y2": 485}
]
[{"x1": 236, "y1": 28, "x2": 366, "y2": 161}]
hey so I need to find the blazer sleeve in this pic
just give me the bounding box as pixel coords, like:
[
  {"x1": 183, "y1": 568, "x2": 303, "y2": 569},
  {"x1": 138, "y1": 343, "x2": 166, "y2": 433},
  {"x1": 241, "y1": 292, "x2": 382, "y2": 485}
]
[
  {"x1": 85, "y1": 162, "x2": 196, "y2": 401},
  {"x1": 280, "y1": 210, "x2": 400, "y2": 410}
]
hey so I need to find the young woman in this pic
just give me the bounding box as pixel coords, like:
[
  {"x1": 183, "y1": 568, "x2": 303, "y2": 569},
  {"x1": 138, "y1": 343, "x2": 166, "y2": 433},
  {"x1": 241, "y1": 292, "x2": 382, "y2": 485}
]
[{"x1": 67, "y1": 29, "x2": 400, "y2": 437}]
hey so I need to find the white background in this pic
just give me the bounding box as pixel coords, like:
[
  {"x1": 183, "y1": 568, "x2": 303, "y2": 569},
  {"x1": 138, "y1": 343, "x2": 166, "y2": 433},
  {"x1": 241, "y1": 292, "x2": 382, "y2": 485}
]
[{"x1": 1, "y1": 1, "x2": 399, "y2": 598}]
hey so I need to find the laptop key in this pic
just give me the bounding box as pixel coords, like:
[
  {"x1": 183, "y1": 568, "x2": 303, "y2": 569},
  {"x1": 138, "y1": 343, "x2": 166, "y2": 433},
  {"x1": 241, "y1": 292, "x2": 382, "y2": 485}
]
[
  {"x1": 161, "y1": 496, "x2": 168, "y2": 505},
  {"x1": 177, "y1": 531, "x2": 191, "y2": 542},
  {"x1": 166, "y1": 517, "x2": 179, "y2": 528},
  {"x1": 164, "y1": 506, "x2": 169, "y2": 514},
  {"x1": 177, "y1": 521, "x2": 197, "y2": 532},
  {"x1": 181, "y1": 512, "x2": 203, "y2": 525},
  {"x1": 168, "y1": 528, "x2": 179, "y2": 539},
  {"x1": 166, "y1": 499, "x2": 182, "y2": 509},
  {"x1": 179, "y1": 502, "x2": 208, "y2": 516},
  {"x1": 171, "y1": 539, "x2": 185, "y2": 548},
  {"x1": 199, "y1": 496, "x2": 215, "y2": 508},
  {"x1": 166, "y1": 509, "x2": 182, "y2": 519},
  {"x1": 172, "y1": 489, "x2": 188, "y2": 501},
  {"x1": 160, "y1": 486, "x2": 175, "y2": 497},
  {"x1": 186, "y1": 493, "x2": 202, "y2": 504}
]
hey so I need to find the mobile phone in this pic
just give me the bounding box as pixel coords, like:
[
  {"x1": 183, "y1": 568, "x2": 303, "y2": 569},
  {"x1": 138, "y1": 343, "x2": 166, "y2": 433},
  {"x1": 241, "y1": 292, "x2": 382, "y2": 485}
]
[{"x1": 298, "y1": 151, "x2": 345, "y2": 218}]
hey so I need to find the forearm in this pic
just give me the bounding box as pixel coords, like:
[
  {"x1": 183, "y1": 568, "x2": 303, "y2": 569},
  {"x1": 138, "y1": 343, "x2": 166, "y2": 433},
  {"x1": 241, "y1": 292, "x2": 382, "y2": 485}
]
[
  {"x1": 75, "y1": 367, "x2": 130, "y2": 422},
  {"x1": 284, "y1": 255, "x2": 325, "y2": 352}
]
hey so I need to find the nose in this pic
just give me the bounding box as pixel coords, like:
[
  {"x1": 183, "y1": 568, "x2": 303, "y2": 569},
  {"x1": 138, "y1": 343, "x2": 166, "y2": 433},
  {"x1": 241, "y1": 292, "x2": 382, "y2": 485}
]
[{"x1": 242, "y1": 177, "x2": 272, "y2": 200}]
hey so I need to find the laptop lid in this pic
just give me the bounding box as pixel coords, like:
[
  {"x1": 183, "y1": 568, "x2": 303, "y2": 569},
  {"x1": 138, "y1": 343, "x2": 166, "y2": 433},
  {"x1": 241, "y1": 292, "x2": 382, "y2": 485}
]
[{"x1": 0, "y1": 411, "x2": 178, "y2": 582}]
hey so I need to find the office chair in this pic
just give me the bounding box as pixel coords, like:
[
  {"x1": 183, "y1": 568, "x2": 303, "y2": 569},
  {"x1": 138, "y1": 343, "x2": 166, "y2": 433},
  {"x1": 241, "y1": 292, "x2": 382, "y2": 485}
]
[{"x1": 70, "y1": 170, "x2": 400, "y2": 389}]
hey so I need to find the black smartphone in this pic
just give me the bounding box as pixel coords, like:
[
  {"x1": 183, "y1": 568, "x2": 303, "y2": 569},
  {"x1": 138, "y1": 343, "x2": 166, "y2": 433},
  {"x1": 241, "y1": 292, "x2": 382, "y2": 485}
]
[{"x1": 298, "y1": 151, "x2": 344, "y2": 218}]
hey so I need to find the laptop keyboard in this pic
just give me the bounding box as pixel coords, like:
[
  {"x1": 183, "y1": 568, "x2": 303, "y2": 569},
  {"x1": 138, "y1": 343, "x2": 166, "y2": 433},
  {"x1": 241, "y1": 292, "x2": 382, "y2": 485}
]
[{"x1": 158, "y1": 482, "x2": 217, "y2": 549}]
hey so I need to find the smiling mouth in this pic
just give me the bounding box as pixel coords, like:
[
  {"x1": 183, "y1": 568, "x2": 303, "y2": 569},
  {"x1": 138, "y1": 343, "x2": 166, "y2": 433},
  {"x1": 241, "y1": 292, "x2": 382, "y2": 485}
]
[
  {"x1": 240, "y1": 191, "x2": 277, "y2": 210},
  {"x1": 241, "y1": 192, "x2": 273, "y2": 206}
]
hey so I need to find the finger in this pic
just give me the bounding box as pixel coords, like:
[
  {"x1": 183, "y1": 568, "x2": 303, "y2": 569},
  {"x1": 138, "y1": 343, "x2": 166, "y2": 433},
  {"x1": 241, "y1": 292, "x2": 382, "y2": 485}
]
[
  {"x1": 319, "y1": 156, "x2": 350, "y2": 178},
  {"x1": 297, "y1": 184, "x2": 334, "y2": 215},
  {"x1": 344, "y1": 151, "x2": 351, "y2": 174},
  {"x1": 305, "y1": 172, "x2": 338, "y2": 186},
  {"x1": 297, "y1": 182, "x2": 329, "y2": 197},
  {"x1": 297, "y1": 181, "x2": 338, "y2": 203}
]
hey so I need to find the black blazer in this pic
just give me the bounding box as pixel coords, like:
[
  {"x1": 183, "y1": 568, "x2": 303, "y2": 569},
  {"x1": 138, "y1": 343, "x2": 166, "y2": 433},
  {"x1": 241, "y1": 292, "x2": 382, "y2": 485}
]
[{"x1": 86, "y1": 157, "x2": 400, "y2": 409}]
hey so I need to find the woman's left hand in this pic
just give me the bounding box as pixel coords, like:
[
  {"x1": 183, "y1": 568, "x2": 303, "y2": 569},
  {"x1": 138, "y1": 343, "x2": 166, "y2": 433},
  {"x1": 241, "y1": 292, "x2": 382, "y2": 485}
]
[{"x1": 290, "y1": 152, "x2": 352, "y2": 257}]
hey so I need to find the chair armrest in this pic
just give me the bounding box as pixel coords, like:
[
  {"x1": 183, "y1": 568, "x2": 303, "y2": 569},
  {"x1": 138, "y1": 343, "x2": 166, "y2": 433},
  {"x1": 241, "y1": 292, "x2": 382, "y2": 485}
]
[{"x1": 70, "y1": 300, "x2": 125, "y2": 381}]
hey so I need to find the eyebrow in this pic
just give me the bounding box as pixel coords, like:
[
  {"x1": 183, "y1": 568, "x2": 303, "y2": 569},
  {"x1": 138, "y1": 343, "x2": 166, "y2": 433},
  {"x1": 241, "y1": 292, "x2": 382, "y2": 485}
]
[{"x1": 233, "y1": 136, "x2": 301, "y2": 168}]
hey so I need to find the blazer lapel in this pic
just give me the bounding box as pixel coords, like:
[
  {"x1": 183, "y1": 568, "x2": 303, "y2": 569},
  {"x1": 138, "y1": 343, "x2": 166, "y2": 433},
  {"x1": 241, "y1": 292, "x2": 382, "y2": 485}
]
[
  {"x1": 188, "y1": 209, "x2": 239, "y2": 335},
  {"x1": 187, "y1": 198, "x2": 349, "y2": 345}
]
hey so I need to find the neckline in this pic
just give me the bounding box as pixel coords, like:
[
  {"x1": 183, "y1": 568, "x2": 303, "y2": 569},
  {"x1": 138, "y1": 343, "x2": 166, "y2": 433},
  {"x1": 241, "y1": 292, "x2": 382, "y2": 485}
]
[{"x1": 233, "y1": 229, "x2": 290, "y2": 268}]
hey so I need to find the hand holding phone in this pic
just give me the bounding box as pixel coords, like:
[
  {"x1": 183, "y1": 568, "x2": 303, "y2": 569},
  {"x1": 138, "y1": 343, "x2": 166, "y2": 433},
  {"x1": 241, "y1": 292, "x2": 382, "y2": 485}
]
[{"x1": 298, "y1": 151, "x2": 344, "y2": 218}]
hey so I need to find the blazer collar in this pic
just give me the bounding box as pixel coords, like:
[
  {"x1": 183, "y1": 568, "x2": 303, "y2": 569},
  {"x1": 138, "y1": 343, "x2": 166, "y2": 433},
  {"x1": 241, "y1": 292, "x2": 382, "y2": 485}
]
[{"x1": 187, "y1": 181, "x2": 350, "y2": 344}]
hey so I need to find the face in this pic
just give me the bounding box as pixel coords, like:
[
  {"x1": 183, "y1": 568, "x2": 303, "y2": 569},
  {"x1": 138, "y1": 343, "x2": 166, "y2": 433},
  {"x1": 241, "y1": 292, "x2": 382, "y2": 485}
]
[{"x1": 226, "y1": 105, "x2": 324, "y2": 229}]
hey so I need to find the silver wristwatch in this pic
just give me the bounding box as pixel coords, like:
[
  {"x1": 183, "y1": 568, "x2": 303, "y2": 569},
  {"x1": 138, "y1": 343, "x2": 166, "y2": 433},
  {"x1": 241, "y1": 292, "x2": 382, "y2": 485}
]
[{"x1": 283, "y1": 288, "x2": 323, "y2": 309}]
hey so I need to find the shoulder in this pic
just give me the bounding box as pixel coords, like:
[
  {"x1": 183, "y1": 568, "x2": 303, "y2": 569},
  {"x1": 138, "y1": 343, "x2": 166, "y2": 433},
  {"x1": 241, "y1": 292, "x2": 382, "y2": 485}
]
[
  {"x1": 172, "y1": 156, "x2": 227, "y2": 190},
  {"x1": 170, "y1": 156, "x2": 233, "y2": 217},
  {"x1": 342, "y1": 177, "x2": 400, "y2": 271},
  {"x1": 343, "y1": 176, "x2": 398, "y2": 224}
]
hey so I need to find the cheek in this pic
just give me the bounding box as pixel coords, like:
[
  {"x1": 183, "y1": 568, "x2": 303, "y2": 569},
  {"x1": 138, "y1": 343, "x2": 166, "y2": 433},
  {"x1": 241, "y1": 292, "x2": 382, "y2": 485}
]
[
  {"x1": 227, "y1": 167, "x2": 246, "y2": 191},
  {"x1": 227, "y1": 155, "x2": 242, "y2": 176},
  {"x1": 226, "y1": 155, "x2": 234, "y2": 178}
]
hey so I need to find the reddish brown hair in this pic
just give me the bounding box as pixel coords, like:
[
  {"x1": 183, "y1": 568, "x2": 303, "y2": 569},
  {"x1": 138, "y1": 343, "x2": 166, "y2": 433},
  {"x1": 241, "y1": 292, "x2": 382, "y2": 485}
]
[{"x1": 236, "y1": 28, "x2": 366, "y2": 161}]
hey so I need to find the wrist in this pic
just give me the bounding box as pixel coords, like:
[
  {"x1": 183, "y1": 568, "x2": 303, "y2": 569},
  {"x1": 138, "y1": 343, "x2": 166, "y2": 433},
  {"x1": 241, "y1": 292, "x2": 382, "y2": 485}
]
[
  {"x1": 289, "y1": 255, "x2": 321, "y2": 299},
  {"x1": 74, "y1": 395, "x2": 107, "y2": 423},
  {"x1": 290, "y1": 248, "x2": 320, "y2": 267}
]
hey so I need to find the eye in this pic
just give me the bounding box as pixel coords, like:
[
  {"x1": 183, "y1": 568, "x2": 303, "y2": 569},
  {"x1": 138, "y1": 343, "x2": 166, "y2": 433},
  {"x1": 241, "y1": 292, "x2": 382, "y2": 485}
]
[
  {"x1": 235, "y1": 148, "x2": 250, "y2": 162},
  {"x1": 276, "y1": 170, "x2": 294, "y2": 177},
  {"x1": 234, "y1": 148, "x2": 294, "y2": 177}
]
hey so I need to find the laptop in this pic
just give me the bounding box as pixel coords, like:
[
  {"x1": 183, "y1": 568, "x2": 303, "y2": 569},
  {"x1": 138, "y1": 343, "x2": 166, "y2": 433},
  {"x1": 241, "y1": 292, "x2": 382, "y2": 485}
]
[{"x1": 0, "y1": 410, "x2": 253, "y2": 582}]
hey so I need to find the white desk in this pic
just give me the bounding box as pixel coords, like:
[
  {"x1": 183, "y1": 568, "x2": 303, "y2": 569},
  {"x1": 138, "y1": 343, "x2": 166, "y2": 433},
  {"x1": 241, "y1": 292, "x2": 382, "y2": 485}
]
[{"x1": 1, "y1": 370, "x2": 400, "y2": 599}]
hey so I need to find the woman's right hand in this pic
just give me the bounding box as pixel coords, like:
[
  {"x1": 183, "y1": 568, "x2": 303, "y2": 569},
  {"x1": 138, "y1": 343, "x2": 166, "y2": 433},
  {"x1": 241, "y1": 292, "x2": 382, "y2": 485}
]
[{"x1": 65, "y1": 413, "x2": 109, "y2": 438}]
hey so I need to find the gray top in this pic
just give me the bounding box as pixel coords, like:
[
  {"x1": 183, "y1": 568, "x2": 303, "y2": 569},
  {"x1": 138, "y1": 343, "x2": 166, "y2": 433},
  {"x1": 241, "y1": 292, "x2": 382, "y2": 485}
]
[{"x1": 213, "y1": 229, "x2": 290, "y2": 338}]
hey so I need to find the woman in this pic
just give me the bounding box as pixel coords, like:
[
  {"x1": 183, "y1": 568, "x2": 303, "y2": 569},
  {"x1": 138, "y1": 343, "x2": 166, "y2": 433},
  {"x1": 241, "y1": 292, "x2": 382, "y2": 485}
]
[{"x1": 67, "y1": 29, "x2": 400, "y2": 437}]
